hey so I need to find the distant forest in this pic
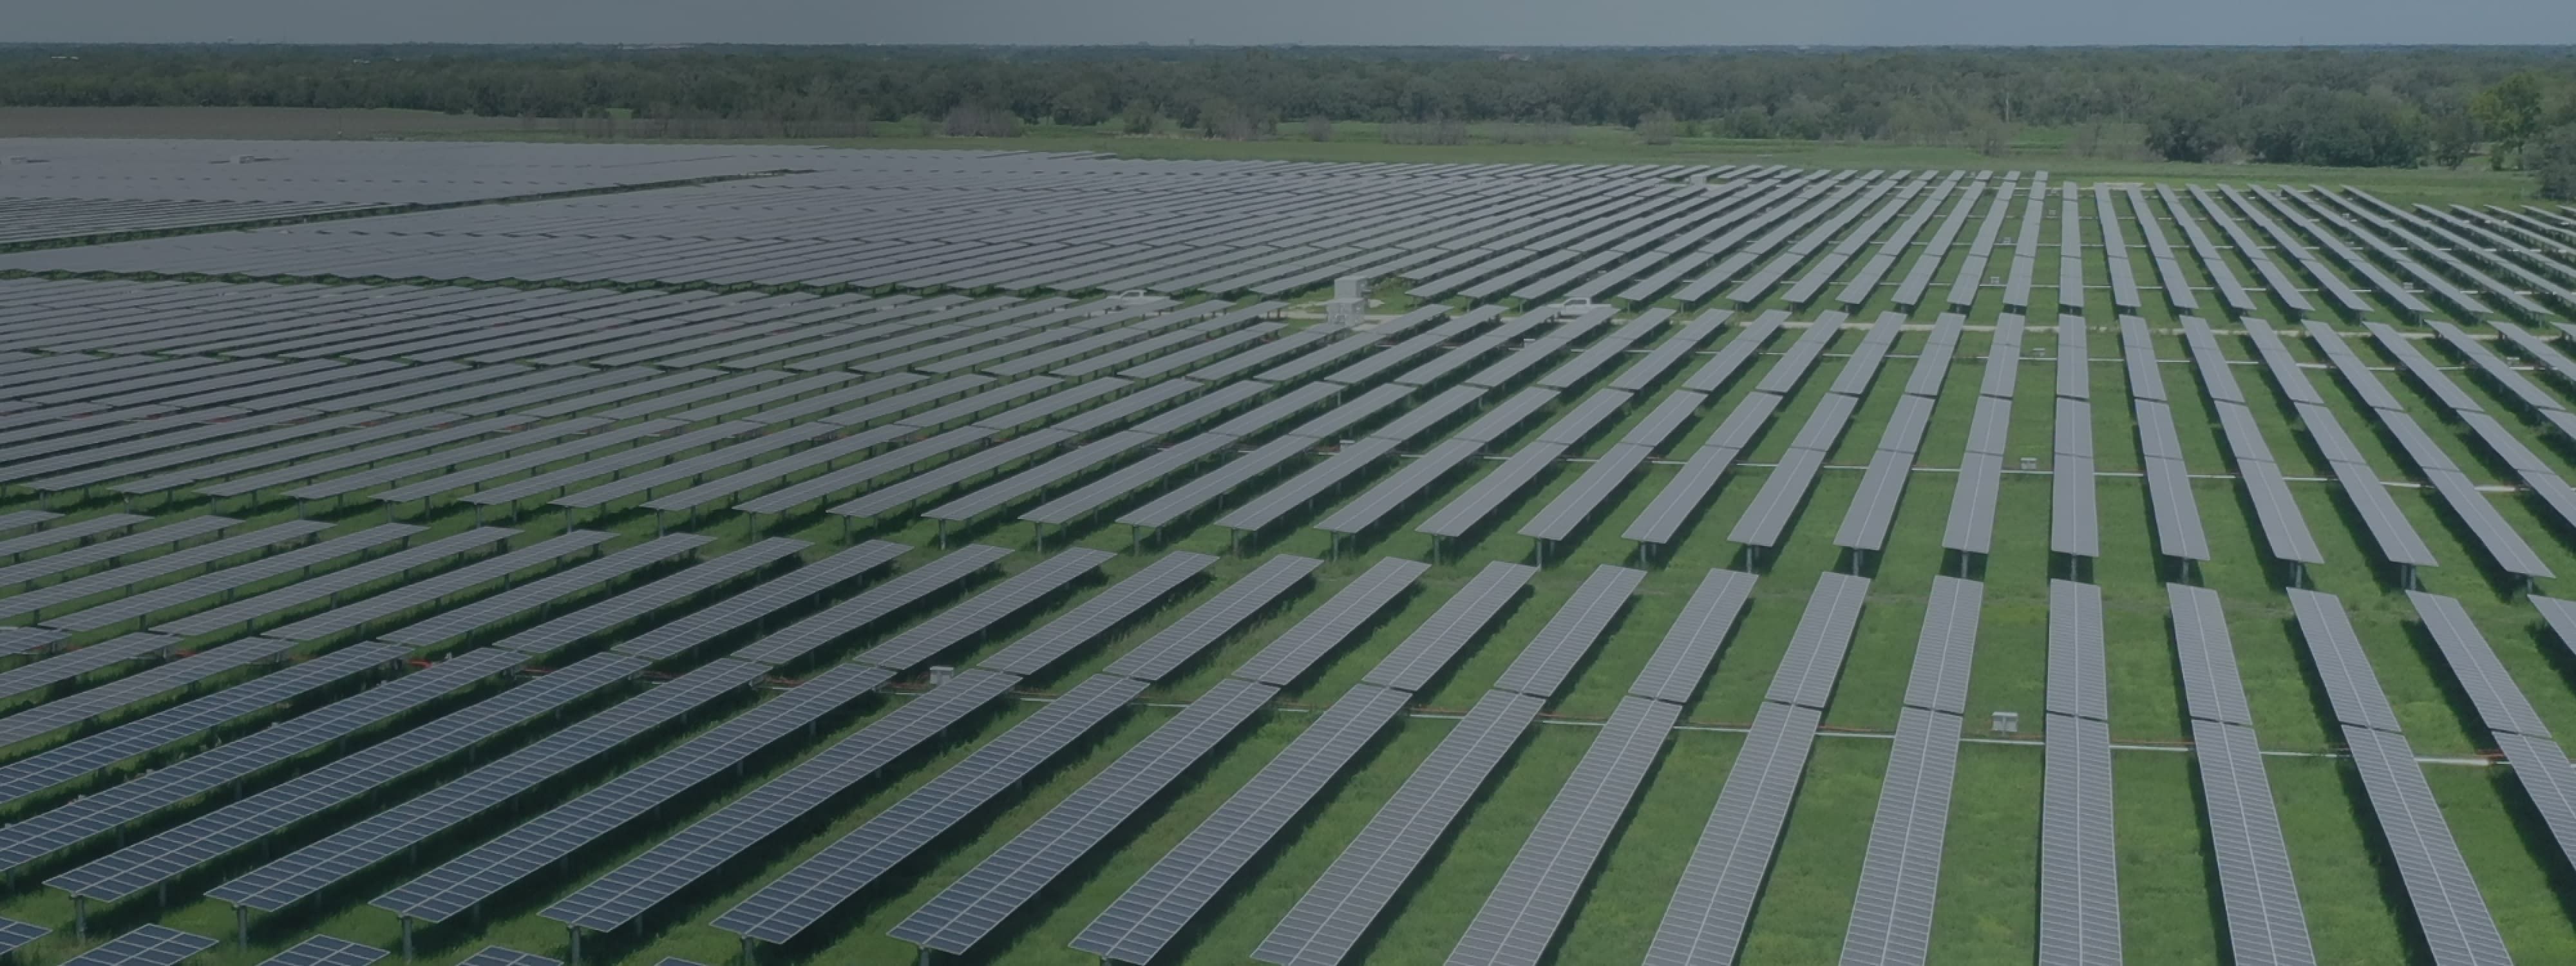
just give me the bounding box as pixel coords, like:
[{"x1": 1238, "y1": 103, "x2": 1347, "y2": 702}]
[{"x1": 8, "y1": 45, "x2": 2576, "y2": 175}]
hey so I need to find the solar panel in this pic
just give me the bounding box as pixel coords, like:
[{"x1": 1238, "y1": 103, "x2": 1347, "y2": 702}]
[
  {"x1": 207, "y1": 657, "x2": 768, "y2": 913},
  {"x1": 730, "y1": 543, "x2": 1014, "y2": 668},
  {"x1": 372, "y1": 420, "x2": 687, "y2": 504},
  {"x1": 0, "y1": 519, "x2": 332, "y2": 623},
  {"x1": 0, "y1": 916, "x2": 46, "y2": 957},
  {"x1": 1448, "y1": 694, "x2": 1678, "y2": 966},
  {"x1": 1314, "y1": 439, "x2": 1482, "y2": 536},
  {"x1": 0, "y1": 512, "x2": 143, "y2": 562},
  {"x1": 1203, "y1": 382, "x2": 1342, "y2": 440},
  {"x1": 0, "y1": 640, "x2": 407, "y2": 810},
  {"x1": 1610, "y1": 312, "x2": 1729, "y2": 393},
  {"x1": 1021, "y1": 431, "x2": 1236, "y2": 526},
  {"x1": 46, "y1": 522, "x2": 423, "y2": 632},
  {"x1": 0, "y1": 630, "x2": 181, "y2": 704},
  {"x1": 282, "y1": 417, "x2": 620, "y2": 500},
  {"x1": 377, "y1": 533, "x2": 710, "y2": 648},
  {"x1": 2051, "y1": 451, "x2": 2098, "y2": 558},
  {"x1": 2163, "y1": 578, "x2": 2264, "y2": 726},
  {"x1": 1370, "y1": 385, "x2": 1487, "y2": 444},
  {"x1": 252, "y1": 935, "x2": 385, "y2": 966},
  {"x1": 2142, "y1": 453, "x2": 2211, "y2": 562},
  {"x1": 1363, "y1": 562, "x2": 1539, "y2": 693},
  {"x1": 542, "y1": 669, "x2": 1021, "y2": 933},
  {"x1": 1900, "y1": 577, "x2": 1982, "y2": 715},
  {"x1": 1757, "y1": 316, "x2": 1846, "y2": 397},
  {"x1": 1452, "y1": 387, "x2": 1560, "y2": 445},
  {"x1": 2286, "y1": 589, "x2": 2403, "y2": 734},
  {"x1": 59, "y1": 924, "x2": 215, "y2": 966},
  {"x1": 2043, "y1": 580, "x2": 2110, "y2": 723},
  {"x1": 374, "y1": 663, "x2": 895, "y2": 924},
  {"x1": 453, "y1": 947, "x2": 560, "y2": 966},
  {"x1": 1417, "y1": 442, "x2": 1566, "y2": 539},
  {"x1": 1256, "y1": 689, "x2": 1545, "y2": 966},
  {"x1": 1492, "y1": 565, "x2": 1645, "y2": 697},
  {"x1": 2184, "y1": 721, "x2": 2329, "y2": 963},
  {"x1": 1093, "y1": 554, "x2": 1317, "y2": 680},
  {"x1": 1764, "y1": 573, "x2": 1871, "y2": 710},
  {"x1": 1071, "y1": 682, "x2": 1412, "y2": 965},
  {"x1": 716, "y1": 673, "x2": 1151, "y2": 944},
  {"x1": 2038, "y1": 714, "x2": 2125, "y2": 966},
  {"x1": 1841, "y1": 705, "x2": 1963, "y2": 966},
  {"x1": 1727, "y1": 446, "x2": 1826, "y2": 549},
  {"x1": 1231, "y1": 557, "x2": 1428, "y2": 687},
  {"x1": 263, "y1": 531, "x2": 616, "y2": 642},
  {"x1": 2055, "y1": 316, "x2": 2090, "y2": 399},
  {"x1": 2341, "y1": 726, "x2": 2513, "y2": 965},
  {"x1": 2119, "y1": 316, "x2": 2168, "y2": 401},
  {"x1": 1056, "y1": 379, "x2": 1205, "y2": 435},
  {"x1": 549, "y1": 421, "x2": 844, "y2": 509},
  {"x1": 10, "y1": 647, "x2": 540, "y2": 879},
  {"x1": 643, "y1": 423, "x2": 938, "y2": 513},
  {"x1": 891, "y1": 676, "x2": 1276, "y2": 953},
  {"x1": 1521, "y1": 443, "x2": 1653, "y2": 544},
  {"x1": 193, "y1": 414, "x2": 541, "y2": 498},
  {"x1": 47, "y1": 653, "x2": 643, "y2": 902},
  {"x1": 2408, "y1": 592, "x2": 2548, "y2": 739},
  {"x1": 1645, "y1": 701, "x2": 1824, "y2": 966}
]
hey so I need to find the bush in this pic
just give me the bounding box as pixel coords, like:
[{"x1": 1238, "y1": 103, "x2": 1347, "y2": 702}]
[
  {"x1": 1636, "y1": 109, "x2": 1678, "y2": 146},
  {"x1": 942, "y1": 104, "x2": 1021, "y2": 138},
  {"x1": 1305, "y1": 115, "x2": 1332, "y2": 142},
  {"x1": 1384, "y1": 119, "x2": 1466, "y2": 146}
]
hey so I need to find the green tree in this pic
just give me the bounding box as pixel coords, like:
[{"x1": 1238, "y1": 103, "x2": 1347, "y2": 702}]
[
  {"x1": 1118, "y1": 99, "x2": 1157, "y2": 135},
  {"x1": 2537, "y1": 124, "x2": 2576, "y2": 201},
  {"x1": 2472, "y1": 71, "x2": 2550, "y2": 169},
  {"x1": 2143, "y1": 84, "x2": 2228, "y2": 163}
]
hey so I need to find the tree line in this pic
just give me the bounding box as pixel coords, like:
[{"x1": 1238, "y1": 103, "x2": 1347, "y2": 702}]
[{"x1": 5, "y1": 44, "x2": 2575, "y2": 180}]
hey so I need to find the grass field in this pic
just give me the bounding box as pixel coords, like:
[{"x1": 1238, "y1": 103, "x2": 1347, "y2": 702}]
[
  {"x1": 0, "y1": 142, "x2": 2574, "y2": 966},
  {"x1": 5, "y1": 105, "x2": 2543, "y2": 209}
]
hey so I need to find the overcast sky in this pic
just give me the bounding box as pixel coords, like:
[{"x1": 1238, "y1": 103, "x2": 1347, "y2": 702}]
[{"x1": 16, "y1": 0, "x2": 2575, "y2": 46}]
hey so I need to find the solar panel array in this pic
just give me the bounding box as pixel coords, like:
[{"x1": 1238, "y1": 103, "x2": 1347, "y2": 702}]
[
  {"x1": 2310, "y1": 322, "x2": 2550, "y2": 579},
  {"x1": 2123, "y1": 316, "x2": 2212, "y2": 562},
  {"x1": 1734, "y1": 314, "x2": 1904, "y2": 548},
  {"x1": 1649, "y1": 573, "x2": 1868, "y2": 966},
  {"x1": 1255, "y1": 566, "x2": 1638, "y2": 966},
  {"x1": 2287, "y1": 590, "x2": 2510, "y2": 965},
  {"x1": 14, "y1": 152, "x2": 2576, "y2": 966}
]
